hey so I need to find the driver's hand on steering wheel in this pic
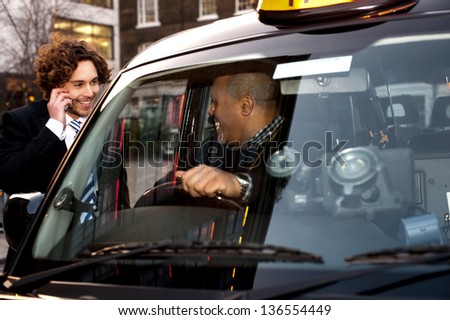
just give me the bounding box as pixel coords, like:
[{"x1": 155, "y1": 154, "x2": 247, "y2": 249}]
[{"x1": 176, "y1": 164, "x2": 241, "y2": 199}]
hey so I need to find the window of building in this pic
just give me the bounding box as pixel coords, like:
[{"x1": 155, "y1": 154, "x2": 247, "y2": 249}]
[
  {"x1": 236, "y1": 0, "x2": 258, "y2": 13},
  {"x1": 53, "y1": 18, "x2": 113, "y2": 60},
  {"x1": 137, "y1": 0, "x2": 160, "y2": 27},
  {"x1": 199, "y1": 0, "x2": 218, "y2": 21},
  {"x1": 71, "y1": 0, "x2": 113, "y2": 8}
]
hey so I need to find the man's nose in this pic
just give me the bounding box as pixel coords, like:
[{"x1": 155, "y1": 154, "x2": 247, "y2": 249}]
[
  {"x1": 207, "y1": 104, "x2": 214, "y2": 115},
  {"x1": 84, "y1": 84, "x2": 96, "y2": 97}
]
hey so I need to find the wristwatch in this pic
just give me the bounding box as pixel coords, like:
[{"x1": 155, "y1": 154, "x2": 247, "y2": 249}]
[{"x1": 235, "y1": 172, "x2": 252, "y2": 203}]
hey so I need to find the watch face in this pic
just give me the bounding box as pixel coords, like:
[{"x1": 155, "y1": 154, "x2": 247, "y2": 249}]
[
  {"x1": 237, "y1": 176, "x2": 249, "y2": 186},
  {"x1": 235, "y1": 174, "x2": 251, "y2": 202}
]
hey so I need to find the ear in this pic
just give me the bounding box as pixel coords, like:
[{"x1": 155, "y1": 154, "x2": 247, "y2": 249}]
[{"x1": 240, "y1": 94, "x2": 254, "y2": 116}]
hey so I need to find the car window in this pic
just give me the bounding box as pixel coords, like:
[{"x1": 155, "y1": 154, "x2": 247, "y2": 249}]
[{"x1": 28, "y1": 15, "x2": 450, "y2": 280}]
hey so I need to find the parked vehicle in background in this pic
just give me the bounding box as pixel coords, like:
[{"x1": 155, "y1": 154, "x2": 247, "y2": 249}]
[{"x1": 1, "y1": 0, "x2": 450, "y2": 299}]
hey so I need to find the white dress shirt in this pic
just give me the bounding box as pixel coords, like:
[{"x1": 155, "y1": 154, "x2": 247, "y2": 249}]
[{"x1": 46, "y1": 115, "x2": 87, "y2": 149}]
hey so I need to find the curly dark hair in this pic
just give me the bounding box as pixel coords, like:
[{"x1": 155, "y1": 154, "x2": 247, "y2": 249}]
[{"x1": 35, "y1": 33, "x2": 112, "y2": 99}]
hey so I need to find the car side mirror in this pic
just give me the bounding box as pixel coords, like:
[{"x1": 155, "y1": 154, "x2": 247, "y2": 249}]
[{"x1": 2, "y1": 192, "x2": 44, "y2": 251}]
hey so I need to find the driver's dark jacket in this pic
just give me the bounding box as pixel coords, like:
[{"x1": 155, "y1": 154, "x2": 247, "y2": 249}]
[
  {"x1": 149, "y1": 116, "x2": 287, "y2": 207},
  {"x1": 200, "y1": 116, "x2": 285, "y2": 204}
]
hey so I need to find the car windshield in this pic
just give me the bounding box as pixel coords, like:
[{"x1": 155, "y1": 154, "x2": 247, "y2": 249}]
[{"x1": 18, "y1": 14, "x2": 450, "y2": 292}]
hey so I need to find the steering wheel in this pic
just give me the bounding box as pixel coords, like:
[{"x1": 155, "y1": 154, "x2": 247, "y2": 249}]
[{"x1": 134, "y1": 181, "x2": 244, "y2": 211}]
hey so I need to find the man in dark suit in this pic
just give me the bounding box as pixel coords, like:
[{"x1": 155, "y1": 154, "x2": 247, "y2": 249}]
[{"x1": 0, "y1": 34, "x2": 111, "y2": 195}]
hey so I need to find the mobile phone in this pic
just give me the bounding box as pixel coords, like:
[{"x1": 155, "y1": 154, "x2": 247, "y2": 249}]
[{"x1": 64, "y1": 98, "x2": 72, "y2": 111}]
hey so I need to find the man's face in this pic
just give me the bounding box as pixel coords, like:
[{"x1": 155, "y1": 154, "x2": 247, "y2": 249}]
[
  {"x1": 64, "y1": 60, "x2": 100, "y2": 118},
  {"x1": 209, "y1": 76, "x2": 243, "y2": 145}
]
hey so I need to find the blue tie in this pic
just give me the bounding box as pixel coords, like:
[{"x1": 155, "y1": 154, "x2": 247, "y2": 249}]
[
  {"x1": 68, "y1": 119, "x2": 96, "y2": 222},
  {"x1": 80, "y1": 170, "x2": 96, "y2": 223},
  {"x1": 68, "y1": 119, "x2": 81, "y2": 134}
]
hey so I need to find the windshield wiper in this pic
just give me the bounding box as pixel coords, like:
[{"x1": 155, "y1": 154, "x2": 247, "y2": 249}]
[
  {"x1": 88, "y1": 240, "x2": 323, "y2": 262},
  {"x1": 6, "y1": 240, "x2": 322, "y2": 293},
  {"x1": 345, "y1": 245, "x2": 450, "y2": 265},
  {"x1": 229, "y1": 246, "x2": 450, "y2": 299}
]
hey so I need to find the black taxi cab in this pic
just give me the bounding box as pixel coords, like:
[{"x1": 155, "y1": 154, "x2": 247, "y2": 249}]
[{"x1": 1, "y1": 0, "x2": 450, "y2": 299}]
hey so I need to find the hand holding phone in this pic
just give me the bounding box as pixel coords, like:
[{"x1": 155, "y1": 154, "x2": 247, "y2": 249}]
[{"x1": 47, "y1": 88, "x2": 71, "y2": 125}]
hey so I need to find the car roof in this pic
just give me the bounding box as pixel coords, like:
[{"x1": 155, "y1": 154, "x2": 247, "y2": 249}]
[{"x1": 125, "y1": 12, "x2": 277, "y2": 69}]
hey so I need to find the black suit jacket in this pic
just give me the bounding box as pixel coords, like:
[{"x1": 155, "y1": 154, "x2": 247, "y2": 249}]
[{"x1": 0, "y1": 100, "x2": 67, "y2": 195}]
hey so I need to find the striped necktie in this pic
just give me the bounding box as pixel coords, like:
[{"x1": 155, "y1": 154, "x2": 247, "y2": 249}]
[
  {"x1": 68, "y1": 118, "x2": 95, "y2": 222},
  {"x1": 68, "y1": 119, "x2": 82, "y2": 134},
  {"x1": 80, "y1": 170, "x2": 96, "y2": 223}
]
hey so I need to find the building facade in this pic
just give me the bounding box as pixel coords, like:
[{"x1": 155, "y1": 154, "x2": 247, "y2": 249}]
[{"x1": 119, "y1": 0, "x2": 258, "y2": 67}]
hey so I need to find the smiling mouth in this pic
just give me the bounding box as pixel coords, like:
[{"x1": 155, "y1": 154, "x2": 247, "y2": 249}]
[{"x1": 75, "y1": 100, "x2": 93, "y2": 107}]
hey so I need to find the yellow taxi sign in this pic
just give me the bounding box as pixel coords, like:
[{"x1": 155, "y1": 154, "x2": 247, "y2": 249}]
[
  {"x1": 258, "y1": 0, "x2": 353, "y2": 11},
  {"x1": 257, "y1": 0, "x2": 419, "y2": 27}
]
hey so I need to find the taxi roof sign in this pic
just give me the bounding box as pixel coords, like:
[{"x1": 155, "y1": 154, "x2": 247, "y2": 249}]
[
  {"x1": 258, "y1": 0, "x2": 354, "y2": 11},
  {"x1": 257, "y1": 0, "x2": 419, "y2": 27}
]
